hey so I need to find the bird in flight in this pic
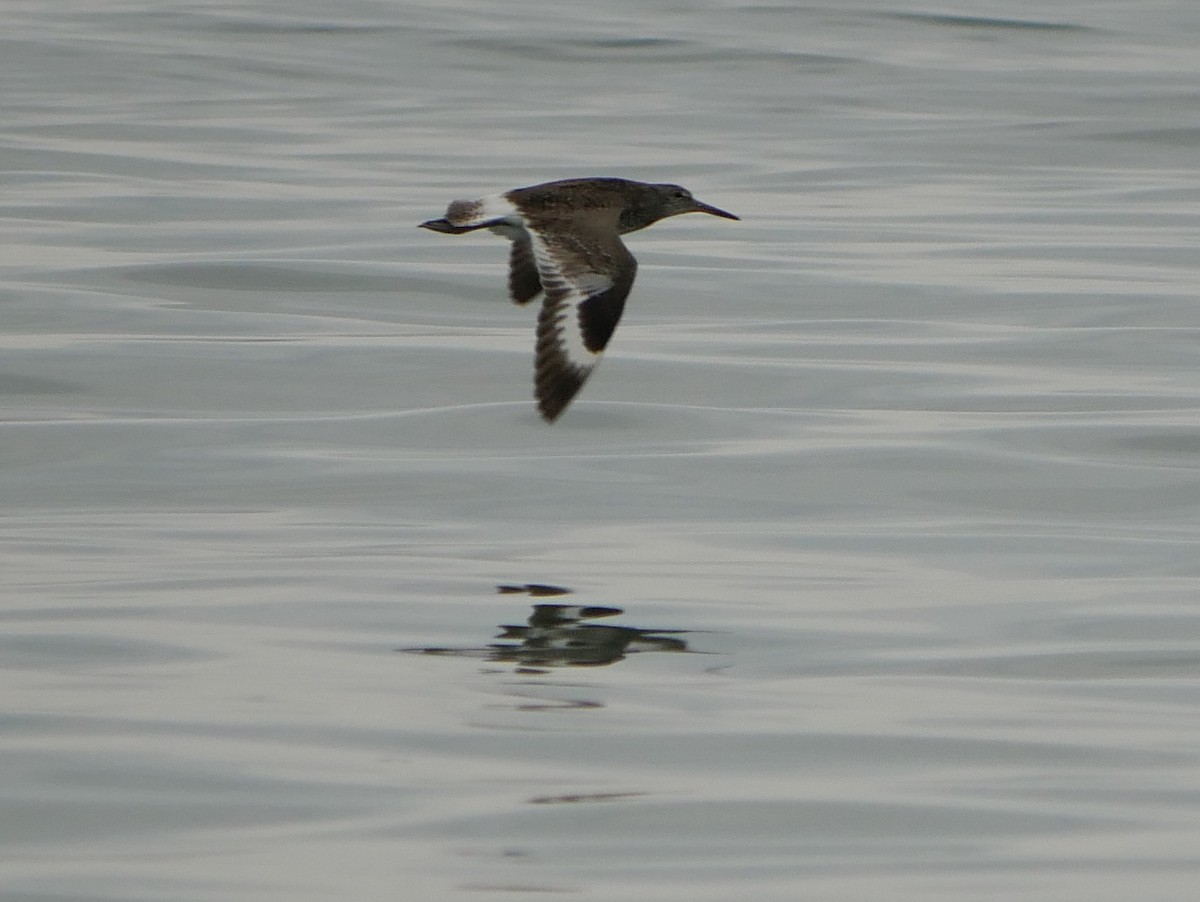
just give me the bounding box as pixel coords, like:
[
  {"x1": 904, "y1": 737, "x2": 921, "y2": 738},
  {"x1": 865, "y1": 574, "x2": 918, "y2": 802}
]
[{"x1": 419, "y1": 177, "x2": 739, "y2": 422}]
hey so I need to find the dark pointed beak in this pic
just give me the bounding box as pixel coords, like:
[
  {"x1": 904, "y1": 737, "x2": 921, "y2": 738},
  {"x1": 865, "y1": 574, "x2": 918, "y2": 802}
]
[{"x1": 691, "y1": 199, "x2": 740, "y2": 221}]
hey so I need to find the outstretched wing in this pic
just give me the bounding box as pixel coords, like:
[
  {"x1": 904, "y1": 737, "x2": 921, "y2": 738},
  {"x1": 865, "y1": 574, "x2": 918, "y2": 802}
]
[{"x1": 526, "y1": 217, "x2": 637, "y2": 422}]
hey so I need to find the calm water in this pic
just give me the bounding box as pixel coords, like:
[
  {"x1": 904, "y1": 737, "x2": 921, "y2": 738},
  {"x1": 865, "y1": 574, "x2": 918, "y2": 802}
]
[{"x1": 4, "y1": 1, "x2": 1199, "y2": 899}]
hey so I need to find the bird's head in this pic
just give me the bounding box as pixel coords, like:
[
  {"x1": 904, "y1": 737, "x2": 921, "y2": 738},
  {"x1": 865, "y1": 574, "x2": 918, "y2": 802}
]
[
  {"x1": 619, "y1": 183, "x2": 740, "y2": 233},
  {"x1": 656, "y1": 184, "x2": 740, "y2": 221}
]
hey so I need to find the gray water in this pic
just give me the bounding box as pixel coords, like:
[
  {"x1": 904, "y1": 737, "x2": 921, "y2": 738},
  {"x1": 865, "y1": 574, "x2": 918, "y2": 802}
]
[{"x1": 4, "y1": 1, "x2": 1200, "y2": 899}]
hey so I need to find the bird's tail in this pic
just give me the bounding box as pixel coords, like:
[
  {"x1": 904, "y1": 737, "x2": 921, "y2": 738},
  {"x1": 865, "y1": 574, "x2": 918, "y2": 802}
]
[
  {"x1": 418, "y1": 218, "x2": 479, "y2": 234},
  {"x1": 418, "y1": 194, "x2": 521, "y2": 236}
]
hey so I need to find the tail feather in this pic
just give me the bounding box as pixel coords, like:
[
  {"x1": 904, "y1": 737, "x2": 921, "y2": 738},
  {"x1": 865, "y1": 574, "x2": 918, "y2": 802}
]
[
  {"x1": 418, "y1": 194, "x2": 523, "y2": 235},
  {"x1": 419, "y1": 218, "x2": 478, "y2": 234}
]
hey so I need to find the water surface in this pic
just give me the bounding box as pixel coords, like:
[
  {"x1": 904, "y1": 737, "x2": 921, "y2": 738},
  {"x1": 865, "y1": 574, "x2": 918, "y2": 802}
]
[{"x1": 3, "y1": 1, "x2": 1199, "y2": 900}]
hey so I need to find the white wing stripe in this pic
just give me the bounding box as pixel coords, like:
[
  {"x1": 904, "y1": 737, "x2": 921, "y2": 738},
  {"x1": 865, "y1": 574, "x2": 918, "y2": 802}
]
[{"x1": 525, "y1": 229, "x2": 608, "y2": 372}]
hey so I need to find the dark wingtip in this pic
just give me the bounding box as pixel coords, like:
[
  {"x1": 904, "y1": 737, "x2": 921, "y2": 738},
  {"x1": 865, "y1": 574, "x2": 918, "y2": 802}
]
[
  {"x1": 537, "y1": 398, "x2": 566, "y2": 423},
  {"x1": 535, "y1": 370, "x2": 584, "y2": 424}
]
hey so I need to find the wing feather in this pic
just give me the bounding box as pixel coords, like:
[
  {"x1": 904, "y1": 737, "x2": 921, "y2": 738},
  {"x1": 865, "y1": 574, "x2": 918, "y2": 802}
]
[
  {"x1": 508, "y1": 236, "x2": 543, "y2": 305},
  {"x1": 525, "y1": 218, "x2": 636, "y2": 422}
]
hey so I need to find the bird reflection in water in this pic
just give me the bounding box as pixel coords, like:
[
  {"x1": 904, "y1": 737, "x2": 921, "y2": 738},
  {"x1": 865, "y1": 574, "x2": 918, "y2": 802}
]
[{"x1": 407, "y1": 584, "x2": 691, "y2": 672}]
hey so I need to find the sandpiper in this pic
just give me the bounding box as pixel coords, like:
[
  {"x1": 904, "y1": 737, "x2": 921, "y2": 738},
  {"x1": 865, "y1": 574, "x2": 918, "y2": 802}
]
[{"x1": 419, "y1": 177, "x2": 739, "y2": 422}]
